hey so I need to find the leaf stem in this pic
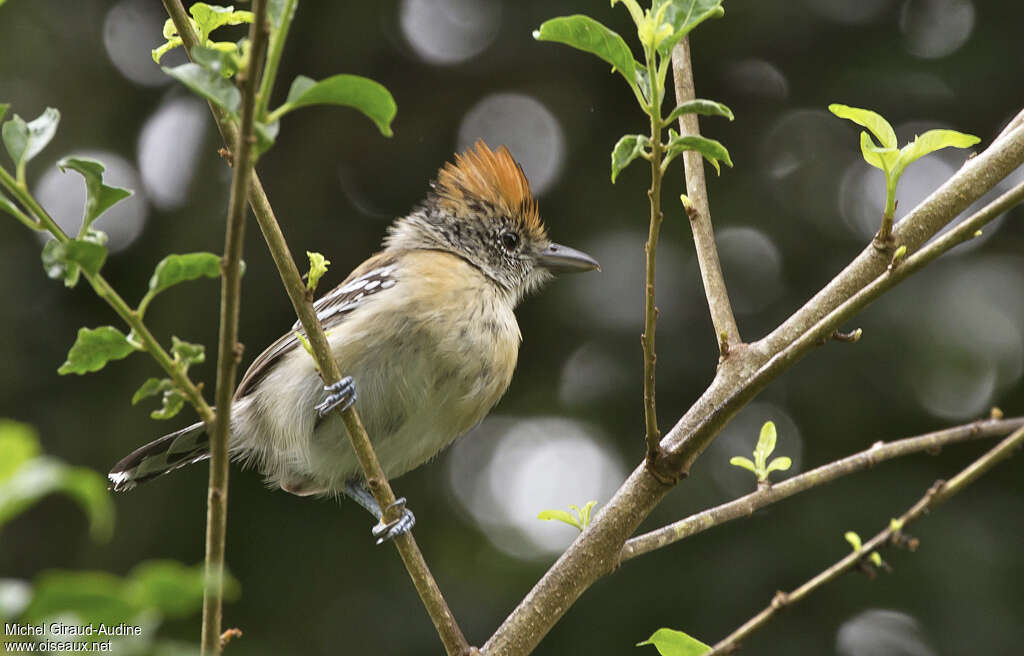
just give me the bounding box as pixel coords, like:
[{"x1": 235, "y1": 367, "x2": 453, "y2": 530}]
[
  {"x1": 255, "y1": 0, "x2": 296, "y2": 122},
  {"x1": 670, "y1": 37, "x2": 740, "y2": 356},
  {"x1": 0, "y1": 165, "x2": 213, "y2": 426},
  {"x1": 706, "y1": 422, "x2": 1024, "y2": 655},
  {"x1": 201, "y1": 0, "x2": 268, "y2": 654}
]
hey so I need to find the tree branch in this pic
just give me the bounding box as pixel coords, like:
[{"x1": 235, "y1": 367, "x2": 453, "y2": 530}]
[
  {"x1": 482, "y1": 119, "x2": 1024, "y2": 656},
  {"x1": 201, "y1": 1, "x2": 267, "y2": 654},
  {"x1": 620, "y1": 416, "x2": 1024, "y2": 562},
  {"x1": 642, "y1": 45, "x2": 666, "y2": 473},
  {"x1": 708, "y1": 422, "x2": 1024, "y2": 654},
  {"x1": 161, "y1": 3, "x2": 468, "y2": 653},
  {"x1": 671, "y1": 37, "x2": 740, "y2": 355}
]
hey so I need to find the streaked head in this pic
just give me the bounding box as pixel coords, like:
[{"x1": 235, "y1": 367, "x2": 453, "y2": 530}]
[{"x1": 385, "y1": 140, "x2": 599, "y2": 302}]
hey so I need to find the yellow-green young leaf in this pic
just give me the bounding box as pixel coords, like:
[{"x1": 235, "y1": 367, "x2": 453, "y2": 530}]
[
  {"x1": 892, "y1": 129, "x2": 980, "y2": 180},
  {"x1": 611, "y1": 134, "x2": 650, "y2": 182},
  {"x1": 274, "y1": 75, "x2": 397, "y2": 137},
  {"x1": 859, "y1": 131, "x2": 899, "y2": 172},
  {"x1": 0, "y1": 104, "x2": 8, "y2": 123},
  {"x1": 306, "y1": 251, "x2": 331, "y2": 291},
  {"x1": 58, "y1": 326, "x2": 136, "y2": 375},
  {"x1": 534, "y1": 15, "x2": 639, "y2": 90},
  {"x1": 152, "y1": 36, "x2": 183, "y2": 64},
  {"x1": 765, "y1": 456, "x2": 792, "y2": 475},
  {"x1": 294, "y1": 331, "x2": 314, "y2": 356},
  {"x1": 665, "y1": 99, "x2": 734, "y2": 124},
  {"x1": 189, "y1": 3, "x2": 253, "y2": 41},
  {"x1": 57, "y1": 157, "x2": 133, "y2": 233},
  {"x1": 845, "y1": 531, "x2": 863, "y2": 551},
  {"x1": 537, "y1": 509, "x2": 582, "y2": 530},
  {"x1": 829, "y1": 103, "x2": 897, "y2": 149},
  {"x1": 162, "y1": 62, "x2": 241, "y2": 113},
  {"x1": 2, "y1": 107, "x2": 60, "y2": 172},
  {"x1": 729, "y1": 456, "x2": 756, "y2": 473},
  {"x1": 889, "y1": 518, "x2": 904, "y2": 532},
  {"x1": 664, "y1": 132, "x2": 732, "y2": 174},
  {"x1": 190, "y1": 44, "x2": 240, "y2": 78},
  {"x1": 654, "y1": 0, "x2": 726, "y2": 56},
  {"x1": 637, "y1": 627, "x2": 711, "y2": 656},
  {"x1": 869, "y1": 552, "x2": 883, "y2": 567},
  {"x1": 753, "y1": 421, "x2": 777, "y2": 471}
]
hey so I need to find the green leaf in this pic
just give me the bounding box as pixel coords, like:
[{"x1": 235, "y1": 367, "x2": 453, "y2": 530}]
[
  {"x1": 63, "y1": 239, "x2": 108, "y2": 276},
  {"x1": 845, "y1": 531, "x2": 863, "y2": 551},
  {"x1": 129, "y1": 560, "x2": 238, "y2": 618},
  {"x1": 24, "y1": 571, "x2": 137, "y2": 626},
  {"x1": 306, "y1": 251, "x2": 331, "y2": 291},
  {"x1": 42, "y1": 239, "x2": 77, "y2": 287},
  {"x1": 665, "y1": 99, "x2": 734, "y2": 124},
  {"x1": 765, "y1": 456, "x2": 792, "y2": 475},
  {"x1": 534, "y1": 15, "x2": 639, "y2": 90},
  {"x1": 268, "y1": 0, "x2": 293, "y2": 28},
  {"x1": 133, "y1": 377, "x2": 172, "y2": 405},
  {"x1": 828, "y1": 103, "x2": 897, "y2": 149},
  {"x1": 654, "y1": 0, "x2": 726, "y2": 55},
  {"x1": 537, "y1": 509, "x2": 582, "y2": 530},
  {"x1": 58, "y1": 326, "x2": 136, "y2": 375},
  {"x1": 637, "y1": 627, "x2": 712, "y2": 655},
  {"x1": 869, "y1": 552, "x2": 883, "y2": 567},
  {"x1": 171, "y1": 336, "x2": 205, "y2": 370},
  {"x1": 611, "y1": 134, "x2": 650, "y2": 182},
  {"x1": 254, "y1": 119, "x2": 280, "y2": 155},
  {"x1": 2, "y1": 107, "x2": 60, "y2": 173},
  {"x1": 859, "y1": 131, "x2": 899, "y2": 172},
  {"x1": 163, "y1": 62, "x2": 241, "y2": 113},
  {"x1": 147, "y1": 252, "x2": 223, "y2": 299},
  {"x1": 664, "y1": 131, "x2": 732, "y2": 174},
  {"x1": 0, "y1": 422, "x2": 114, "y2": 542},
  {"x1": 0, "y1": 103, "x2": 8, "y2": 123},
  {"x1": 892, "y1": 129, "x2": 980, "y2": 181},
  {"x1": 272, "y1": 74, "x2": 397, "y2": 137},
  {"x1": 151, "y1": 387, "x2": 186, "y2": 420},
  {"x1": 753, "y1": 421, "x2": 777, "y2": 471},
  {"x1": 0, "y1": 419, "x2": 41, "y2": 481},
  {"x1": 728, "y1": 456, "x2": 756, "y2": 473},
  {"x1": 57, "y1": 156, "x2": 133, "y2": 233},
  {"x1": 190, "y1": 3, "x2": 253, "y2": 41}
]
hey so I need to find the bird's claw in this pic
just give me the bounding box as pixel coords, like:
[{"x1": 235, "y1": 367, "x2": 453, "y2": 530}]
[
  {"x1": 315, "y1": 376, "x2": 357, "y2": 418},
  {"x1": 371, "y1": 497, "x2": 416, "y2": 545}
]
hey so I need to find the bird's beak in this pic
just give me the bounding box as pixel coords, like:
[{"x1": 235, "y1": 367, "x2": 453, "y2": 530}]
[{"x1": 537, "y1": 242, "x2": 601, "y2": 273}]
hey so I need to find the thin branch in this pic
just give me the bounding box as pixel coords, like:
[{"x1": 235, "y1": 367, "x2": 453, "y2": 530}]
[
  {"x1": 202, "y1": 1, "x2": 267, "y2": 654},
  {"x1": 0, "y1": 167, "x2": 214, "y2": 427},
  {"x1": 670, "y1": 37, "x2": 740, "y2": 354},
  {"x1": 642, "y1": 45, "x2": 666, "y2": 474},
  {"x1": 161, "y1": 3, "x2": 468, "y2": 653},
  {"x1": 708, "y1": 423, "x2": 1024, "y2": 655},
  {"x1": 255, "y1": 0, "x2": 296, "y2": 121},
  {"x1": 481, "y1": 119, "x2": 1024, "y2": 656},
  {"x1": 620, "y1": 416, "x2": 1024, "y2": 562}
]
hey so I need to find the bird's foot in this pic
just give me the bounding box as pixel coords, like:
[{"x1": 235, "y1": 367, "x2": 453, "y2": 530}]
[
  {"x1": 315, "y1": 376, "x2": 357, "y2": 418},
  {"x1": 371, "y1": 497, "x2": 416, "y2": 545}
]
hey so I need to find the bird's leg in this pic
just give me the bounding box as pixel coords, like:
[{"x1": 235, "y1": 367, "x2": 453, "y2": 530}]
[
  {"x1": 315, "y1": 376, "x2": 357, "y2": 418},
  {"x1": 343, "y1": 480, "x2": 416, "y2": 545}
]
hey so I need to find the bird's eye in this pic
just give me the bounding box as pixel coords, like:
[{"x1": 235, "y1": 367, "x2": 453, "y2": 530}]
[{"x1": 500, "y1": 231, "x2": 520, "y2": 251}]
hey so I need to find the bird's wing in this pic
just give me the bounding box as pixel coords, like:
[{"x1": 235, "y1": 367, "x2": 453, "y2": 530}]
[{"x1": 234, "y1": 252, "x2": 399, "y2": 399}]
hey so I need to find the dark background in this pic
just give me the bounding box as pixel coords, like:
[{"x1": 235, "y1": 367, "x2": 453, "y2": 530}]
[{"x1": 2, "y1": 1, "x2": 1022, "y2": 654}]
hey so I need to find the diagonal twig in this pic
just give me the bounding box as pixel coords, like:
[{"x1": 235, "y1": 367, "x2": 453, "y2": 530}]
[{"x1": 707, "y1": 423, "x2": 1024, "y2": 654}]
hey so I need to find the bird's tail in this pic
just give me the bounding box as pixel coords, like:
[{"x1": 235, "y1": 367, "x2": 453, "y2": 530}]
[{"x1": 108, "y1": 422, "x2": 210, "y2": 491}]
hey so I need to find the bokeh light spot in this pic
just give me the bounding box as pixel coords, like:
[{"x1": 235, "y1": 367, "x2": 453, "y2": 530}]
[
  {"x1": 457, "y1": 93, "x2": 565, "y2": 195},
  {"x1": 399, "y1": 0, "x2": 501, "y2": 65},
  {"x1": 138, "y1": 97, "x2": 207, "y2": 211},
  {"x1": 900, "y1": 0, "x2": 975, "y2": 59},
  {"x1": 104, "y1": 0, "x2": 173, "y2": 87}
]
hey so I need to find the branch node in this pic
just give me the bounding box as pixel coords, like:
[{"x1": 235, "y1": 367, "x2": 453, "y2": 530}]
[
  {"x1": 990, "y1": 406, "x2": 1004, "y2": 420},
  {"x1": 218, "y1": 147, "x2": 234, "y2": 166},
  {"x1": 831, "y1": 328, "x2": 862, "y2": 343},
  {"x1": 219, "y1": 628, "x2": 243, "y2": 649},
  {"x1": 770, "y1": 590, "x2": 789, "y2": 609}
]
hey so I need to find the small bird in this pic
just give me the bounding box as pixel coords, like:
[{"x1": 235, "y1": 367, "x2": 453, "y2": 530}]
[{"x1": 109, "y1": 140, "x2": 599, "y2": 542}]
